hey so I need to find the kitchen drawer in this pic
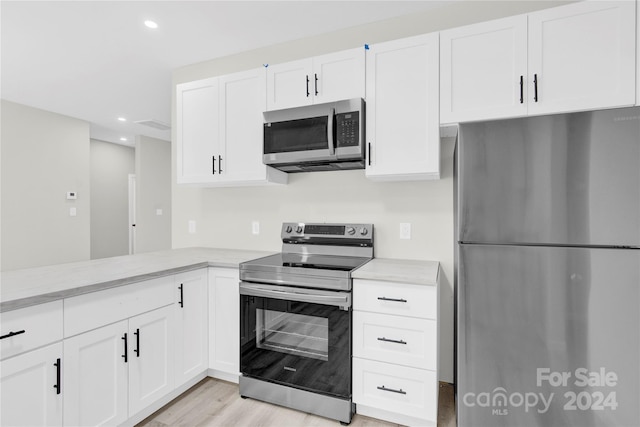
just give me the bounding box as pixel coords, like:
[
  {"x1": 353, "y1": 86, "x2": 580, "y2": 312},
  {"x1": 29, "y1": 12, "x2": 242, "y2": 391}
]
[
  {"x1": 1, "y1": 301, "x2": 63, "y2": 360},
  {"x1": 64, "y1": 276, "x2": 174, "y2": 337},
  {"x1": 353, "y1": 358, "x2": 437, "y2": 423},
  {"x1": 353, "y1": 311, "x2": 437, "y2": 370},
  {"x1": 354, "y1": 279, "x2": 436, "y2": 319}
]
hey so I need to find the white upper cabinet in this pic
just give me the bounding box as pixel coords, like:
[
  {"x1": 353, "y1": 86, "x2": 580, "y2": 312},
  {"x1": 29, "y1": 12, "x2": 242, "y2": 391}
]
[
  {"x1": 440, "y1": 15, "x2": 528, "y2": 123},
  {"x1": 365, "y1": 33, "x2": 440, "y2": 181},
  {"x1": 218, "y1": 69, "x2": 286, "y2": 185},
  {"x1": 527, "y1": 0, "x2": 636, "y2": 115},
  {"x1": 266, "y1": 47, "x2": 365, "y2": 110},
  {"x1": 441, "y1": 1, "x2": 636, "y2": 123},
  {"x1": 176, "y1": 69, "x2": 287, "y2": 186},
  {"x1": 176, "y1": 77, "x2": 219, "y2": 184}
]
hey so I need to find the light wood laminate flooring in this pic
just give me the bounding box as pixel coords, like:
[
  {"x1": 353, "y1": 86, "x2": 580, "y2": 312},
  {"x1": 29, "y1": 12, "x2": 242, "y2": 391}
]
[{"x1": 137, "y1": 378, "x2": 456, "y2": 427}]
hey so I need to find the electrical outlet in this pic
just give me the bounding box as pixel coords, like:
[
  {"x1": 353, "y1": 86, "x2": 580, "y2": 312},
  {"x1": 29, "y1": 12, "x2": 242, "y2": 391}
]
[
  {"x1": 252, "y1": 221, "x2": 260, "y2": 235},
  {"x1": 188, "y1": 220, "x2": 196, "y2": 234},
  {"x1": 400, "y1": 222, "x2": 411, "y2": 240}
]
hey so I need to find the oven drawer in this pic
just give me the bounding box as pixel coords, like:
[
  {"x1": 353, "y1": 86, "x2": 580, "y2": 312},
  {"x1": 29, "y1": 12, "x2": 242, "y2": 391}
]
[
  {"x1": 353, "y1": 311, "x2": 437, "y2": 370},
  {"x1": 1, "y1": 301, "x2": 63, "y2": 360},
  {"x1": 353, "y1": 358, "x2": 438, "y2": 423},
  {"x1": 353, "y1": 279, "x2": 436, "y2": 319}
]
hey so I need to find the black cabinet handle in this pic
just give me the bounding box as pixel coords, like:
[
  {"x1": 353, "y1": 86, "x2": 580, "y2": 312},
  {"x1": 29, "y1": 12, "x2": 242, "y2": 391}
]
[
  {"x1": 178, "y1": 284, "x2": 184, "y2": 308},
  {"x1": 314, "y1": 73, "x2": 318, "y2": 96},
  {"x1": 53, "y1": 358, "x2": 61, "y2": 395},
  {"x1": 212, "y1": 156, "x2": 216, "y2": 175},
  {"x1": 0, "y1": 330, "x2": 26, "y2": 340},
  {"x1": 377, "y1": 296, "x2": 407, "y2": 303},
  {"x1": 533, "y1": 73, "x2": 538, "y2": 102},
  {"x1": 519, "y1": 75, "x2": 524, "y2": 104},
  {"x1": 377, "y1": 337, "x2": 407, "y2": 345},
  {"x1": 218, "y1": 155, "x2": 223, "y2": 174},
  {"x1": 306, "y1": 75, "x2": 310, "y2": 97},
  {"x1": 368, "y1": 142, "x2": 372, "y2": 166},
  {"x1": 377, "y1": 385, "x2": 407, "y2": 395},
  {"x1": 122, "y1": 333, "x2": 128, "y2": 363},
  {"x1": 134, "y1": 329, "x2": 140, "y2": 358}
]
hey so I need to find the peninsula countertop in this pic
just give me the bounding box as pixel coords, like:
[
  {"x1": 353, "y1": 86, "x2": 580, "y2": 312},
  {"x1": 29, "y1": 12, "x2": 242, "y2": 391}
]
[{"x1": 0, "y1": 247, "x2": 275, "y2": 312}]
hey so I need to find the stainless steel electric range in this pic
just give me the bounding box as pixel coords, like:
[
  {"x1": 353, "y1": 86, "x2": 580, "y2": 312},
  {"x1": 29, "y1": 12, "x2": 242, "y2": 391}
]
[{"x1": 239, "y1": 222, "x2": 374, "y2": 424}]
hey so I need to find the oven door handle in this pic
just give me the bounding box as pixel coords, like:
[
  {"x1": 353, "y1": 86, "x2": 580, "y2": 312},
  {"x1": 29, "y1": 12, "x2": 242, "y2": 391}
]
[{"x1": 240, "y1": 282, "x2": 351, "y2": 309}]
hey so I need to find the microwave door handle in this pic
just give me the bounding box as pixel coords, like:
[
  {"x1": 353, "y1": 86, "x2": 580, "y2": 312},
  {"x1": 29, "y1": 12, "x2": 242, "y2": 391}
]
[{"x1": 327, "y1": 108, "x2": 335, "y2": 156}]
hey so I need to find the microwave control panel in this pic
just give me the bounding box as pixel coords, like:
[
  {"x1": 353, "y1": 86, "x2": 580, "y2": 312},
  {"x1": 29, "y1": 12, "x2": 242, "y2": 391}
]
[{"x1": 336, "y1": 112, "x2": 360, "y2": 147}]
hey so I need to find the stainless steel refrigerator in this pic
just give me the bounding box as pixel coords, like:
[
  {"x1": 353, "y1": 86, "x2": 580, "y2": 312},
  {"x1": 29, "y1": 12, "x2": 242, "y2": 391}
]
[{"x1": 456, "y1": 106, "x2": 640, "y2": 427}]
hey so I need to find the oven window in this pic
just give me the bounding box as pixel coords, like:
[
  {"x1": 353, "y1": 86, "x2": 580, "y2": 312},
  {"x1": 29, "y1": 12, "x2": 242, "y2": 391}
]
[{"x1": 256, "y1": 309, "x2": 328, "y2": 361}]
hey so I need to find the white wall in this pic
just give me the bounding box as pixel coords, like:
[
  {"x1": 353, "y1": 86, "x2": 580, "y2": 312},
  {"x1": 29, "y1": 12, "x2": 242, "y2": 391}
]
[
  {"x1": 90, "y1": 139, "x2": 135, "y2": 259},
  {"x1": 1, "y1": 100, "x2": 91, "y2": 271},
  {"x1": 171, "y1": 1, "x2": 571, "y2": 383},
  {"x1": 135, "y1": 135, "x2": 171, "y2": 253}
]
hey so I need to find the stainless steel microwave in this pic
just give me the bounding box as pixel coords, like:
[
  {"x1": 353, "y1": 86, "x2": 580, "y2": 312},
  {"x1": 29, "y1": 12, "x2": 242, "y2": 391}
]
[{"x1": 263, "y1": 98, "x2": 364, "y2": 173}]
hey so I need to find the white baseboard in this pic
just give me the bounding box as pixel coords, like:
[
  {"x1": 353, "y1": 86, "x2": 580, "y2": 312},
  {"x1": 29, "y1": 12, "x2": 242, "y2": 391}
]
[{"x1": 356, "y1": 404, "x2": 436, "y2": 427}]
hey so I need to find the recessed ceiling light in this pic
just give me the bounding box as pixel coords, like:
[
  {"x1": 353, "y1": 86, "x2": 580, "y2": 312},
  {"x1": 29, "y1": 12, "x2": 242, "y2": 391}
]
[
  {"x1": 144, "y1": 20, "x2": 158, "y2": 29},
  {"x1": 117, "y1": 117, "x2": 127, "y2": 122},
  {"x1": 120, "y1": 137, "x2": 128, "y2": 142}
]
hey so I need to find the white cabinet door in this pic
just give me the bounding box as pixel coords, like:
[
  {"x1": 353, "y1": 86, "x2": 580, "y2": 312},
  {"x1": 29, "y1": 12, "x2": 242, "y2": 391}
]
[
  {"x1": 440, "y1": 15, "x2": 528, "y2": 123},
  {"x1": 266, "y1": 58, "x2": 313, "y2": 110},
  {"x1": 209, "y1": 268, "x2": 240, "y2": 381},
  {"x1": 0, "y1": 342, "x2": 63, "y2": 427},
  {"x1": 266, "y1": 48, "x2": 365, "y2": 110},
  {"x1": 128, "y1": 305, "x2": 174, "y2": 416},
  {"x1": 64, "y1": 321, "x2": 128, "y2": 427},
  {"x1": 528, "y1": 0, "x2": 636, "y2": 115},
  {"x1": 219, "y1": 68, "x2": 287, "y2": 185},
  {"x1": 176, "y1": 77, "x2": 220, "y2": 184},
  {"x1": 174, "y1": 269, "x2": 208, "y2": 387},
  {"x1": 366, "y1": 33, "x2": 440, "y2": 181},
  {"x1": 313, "y1": 47, "x2": 365, "y2": 104}
]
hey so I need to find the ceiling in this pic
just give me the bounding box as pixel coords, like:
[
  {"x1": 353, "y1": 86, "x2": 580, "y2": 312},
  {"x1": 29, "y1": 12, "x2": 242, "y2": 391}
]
[{"x1": 1, "y1": 1, "x2": 453, "y2": 147}]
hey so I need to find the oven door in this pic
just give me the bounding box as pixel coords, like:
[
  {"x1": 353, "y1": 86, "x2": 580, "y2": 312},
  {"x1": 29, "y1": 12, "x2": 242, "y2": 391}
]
[{"x1": 240, "y1": 282, "x2": 351, "y2": 399}]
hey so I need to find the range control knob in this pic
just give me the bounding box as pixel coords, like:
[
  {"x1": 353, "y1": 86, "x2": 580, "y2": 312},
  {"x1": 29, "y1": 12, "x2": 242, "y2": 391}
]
[
  {"x1": 359, "y1": 227, "x2": 369, "y2": 236},
  {"x1": 285, "y1": 225, "x2": 293, "y2": 233},
  {"x1": 295, "y1": 226, "x2": 303, "y2": 233},
  {"x1": 346, "y1": 227, "x2": 356, "y2": 235}
]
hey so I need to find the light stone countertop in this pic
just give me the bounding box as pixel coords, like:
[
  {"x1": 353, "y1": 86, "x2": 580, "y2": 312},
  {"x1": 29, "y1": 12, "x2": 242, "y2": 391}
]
[
  {"x1": 352, "y1": 258, "x2": 440, "y2": 286},
  {"x1": 0, "y1": 247, "x2": 274, "y2": 312}
]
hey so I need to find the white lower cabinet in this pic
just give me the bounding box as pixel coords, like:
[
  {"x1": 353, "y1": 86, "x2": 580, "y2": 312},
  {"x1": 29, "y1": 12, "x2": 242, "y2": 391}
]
[
  {"x1": 128, "y1": 305, "x2": 175, "y2": 416},
  {"x1": 174, "y1": 269, "x2": 209, "y2": 388},
  {"x1": 353, "y1": 278, "x2": 439, "y2": 426},
  {"x1": 63, "y1": 320, "x2": 129, "y2": 426},
  {"x1": 208, "y1": 267, "x2": 240, "y2": 382},
  {"x1": 1, "y1": 342, "x2": 64, "y2": 427}
]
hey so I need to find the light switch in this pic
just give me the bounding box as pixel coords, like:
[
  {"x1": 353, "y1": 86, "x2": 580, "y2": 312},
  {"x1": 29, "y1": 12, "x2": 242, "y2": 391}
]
[
  {"x1": 400, "y1": 222, "x2": 411, "y2": 240},
  {"x1": 156, "y1": 209, "x2": 163, "y2": 216},
  {"x1": 252, "y1": 221, "x2": 260, "y2": 235},
  {"x1": 188, "y1": 220, "x2": 196, "y2": 234},
  {"x1": 70, "y1": 207, "x2": 77, "y2": 217}
]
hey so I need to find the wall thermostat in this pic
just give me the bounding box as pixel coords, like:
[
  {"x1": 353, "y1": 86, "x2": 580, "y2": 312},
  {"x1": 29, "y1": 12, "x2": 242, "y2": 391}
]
[{"x1": 67, "y1": 191, "x2": 77, "y2": 200}]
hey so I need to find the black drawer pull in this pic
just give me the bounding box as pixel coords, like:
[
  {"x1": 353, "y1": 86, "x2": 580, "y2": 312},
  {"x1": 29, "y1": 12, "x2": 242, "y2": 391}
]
[
  {"x1": 377, "y1": 297, "x2": 407, "y2": 303},
  {"x1": 533, "y1": 73, "x2": 539, "y2": 102},
  {"x1": 377, "y1": 385, "x2": 407, "y2": 395},
  {"x1": 178, "y1": 284, "x2": 184, "y2": 308},
  {"x1": 53, "y1": 358, "x2": 61, "y2": 395},
  {"x1": 1, "y1": 330, "x2": 26, "y2": 340},
  {"x1": 218, "y1": 155, "x2": 223, "y2": 174},
  {"x1": 377, "y1": 337, "x2": 407, "y2": 345}
]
